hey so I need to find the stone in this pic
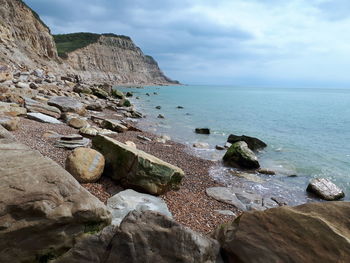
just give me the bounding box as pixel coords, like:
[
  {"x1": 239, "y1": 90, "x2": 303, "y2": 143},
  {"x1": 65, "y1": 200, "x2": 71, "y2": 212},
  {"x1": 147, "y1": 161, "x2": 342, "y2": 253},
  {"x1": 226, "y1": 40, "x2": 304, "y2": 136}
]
[
  {"x1": 86, "y1": 102, "x2": 103, "y2": 111},
  {"x1": 68, "y1": 117, "x2": 89, "y2": 129},
  {"x1": 155, "y1": 105, "x2": 161, "y2": 109},
  {"x1": 258, "y1": 168, "x2": 276, "y2": 175},
  {"x1": 29, "y1": 82, "x2": 39, "y2": 89},
  {"x1": 206, "y1": 187, "x2": 277, "y2": 211},
  {"x1": 131, "y1": 110, "x2": 143, "y2": 118},
  {"x1": 216, "y1": 145, "x2": 225, "y2": 150},
  {"x1": 55, "y1": 210, "x2": 220, "y2": 263},
  {"x1": 80, "y1": 127, "x2": 99, "y2": 137},
  {"x1": 111, "y1": 89, "x2": 125, "y2": 99},
  {"x1": 0, "y1": 116, "x2": 20, "y2": 131},
  {"x1": 125, "y1": 140, "x2": 137, "y2": 148},
  {"x1": 73, "y1": 84, "x2": 92, "y2": 94},
  {"x1": 92, "y1": 87, "x2": 109, "y2": 99},
  {"x1": 92, "y1": 135, "x2": 184, "y2": 195},
  {"x1": 177, "y1": 106, "x2": 184, "y2": 109},
  {"x1": 32, "y1": 68, "x2": 44, "y2": 78},
  {"x1": 27, "y1": 112, "x2": 61, "y2": 124},
  {"x1": 195, "y1": 128, "x2": 210, "y2": 134},
  {"x1": 0, "y1": 92, "x2": 24, "y2": 105},
  {"x1": 227, "y1": 134, "x2": 267, "y2": 151},
  {"x1": 0, "y1": 126, "x2": 111, "y2": 262},
  {"x1": 24, "y1": 97, "x2": 61, "y2": 118},
  {"x1": 48, "y1": 96, "x2": 86, "y2": 115},
  {"x1": 55, "y1": 136, "x2": 90, "y2": 149},
  {"x1": 107, "y1": 189, "x2": 172, "y2": 226},
  {"x1": 0, "y1": 102, "x2": 27, "y2": 116},
  {"x1": 0, "y1": 65, "x2": 12, "y2": 82},
  {"x1": 125, "y1": 91, "x2": 133, "y2": 97},
  {"x1": 193, "y1": 142, "x2": 210, "y2": 148},
  {"x1": 157, "y1": 114, "x2": 165, "y2": 119},
  {"x1": 223, "y1": 141, "x2": 260, "y2": 169},
  {"x1": 137, "y1": 135, "x2": 152, "y2": 141},
  {"x1": 66, "y1": 148, "x2": 105, "y2": 183},
  {"x1": 212, "y1": 202, "x2": 350, "y2": 263},
  {"x1": 61, "y1": 134, "x2": 84, "y2": 141},
  {"x1": 307, "y1": 178, "x2": 345, "y2": 201},
  {"x1": 101, "y1": 119, "x2": 128, "y2": 132},
  {"x1": 15, "y1": 82, "x2": 30, "y2": 89}
]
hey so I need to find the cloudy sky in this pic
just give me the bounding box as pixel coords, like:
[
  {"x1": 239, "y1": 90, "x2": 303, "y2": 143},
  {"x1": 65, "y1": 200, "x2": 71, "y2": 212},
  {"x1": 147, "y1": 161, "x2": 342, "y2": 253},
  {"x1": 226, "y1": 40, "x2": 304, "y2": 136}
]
[{"x1": 26, "y1": 0, "x2": 350, "y2": 87}]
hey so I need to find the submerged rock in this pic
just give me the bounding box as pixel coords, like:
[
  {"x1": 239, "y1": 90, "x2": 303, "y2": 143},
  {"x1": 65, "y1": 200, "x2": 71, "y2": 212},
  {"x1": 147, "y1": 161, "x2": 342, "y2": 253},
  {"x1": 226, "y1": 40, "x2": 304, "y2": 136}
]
[
  {"x1": 92, "y1": 135, "x2": 184, "y2": 195},
  {"x1": 307, "y1": 178, "x2": 345, "y2": 201},
  {"x1": 227, "y1": 134, "x2": 267, "y2": 151},
  {"x1": 223, "y1": 141, "x2": 260, "y2": 169},
  {"x1": 107, "y1": 189, "x2": 172, "y2": 226},
  {"x1": 212, "y1": 201, "x2": 350, "y2": 263},
  {"x1": 195, "y1": 128, "x2": 210, "y2": 134}
]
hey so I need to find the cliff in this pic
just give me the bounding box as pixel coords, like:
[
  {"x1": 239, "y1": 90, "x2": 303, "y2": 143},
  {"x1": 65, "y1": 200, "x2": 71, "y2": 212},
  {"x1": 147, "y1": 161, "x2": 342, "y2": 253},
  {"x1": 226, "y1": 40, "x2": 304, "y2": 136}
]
[
  {"x1": 54, "y1": 33, "x2": 178, "y2": 85},
  {"x1": 0, "y1": 0, "x2": 59, "y2": 69}
]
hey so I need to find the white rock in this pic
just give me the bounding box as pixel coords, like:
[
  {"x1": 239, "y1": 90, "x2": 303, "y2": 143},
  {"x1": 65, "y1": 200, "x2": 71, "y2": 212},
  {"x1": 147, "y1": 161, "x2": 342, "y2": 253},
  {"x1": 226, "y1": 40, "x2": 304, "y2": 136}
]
[{"x1": 27, "y1": 112, "x2": 61, "y2": 124}]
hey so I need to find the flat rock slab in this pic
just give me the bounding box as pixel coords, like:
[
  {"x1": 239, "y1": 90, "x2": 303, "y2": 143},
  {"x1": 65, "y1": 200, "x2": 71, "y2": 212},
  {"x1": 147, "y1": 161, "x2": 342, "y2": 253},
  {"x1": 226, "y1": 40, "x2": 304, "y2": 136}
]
[
  {"x1": 0, "y1": 126, "x2": 110, "y2": 262},
  {"x1": 55, "y1": 137, "x2": 90, "y2": 149},
  {"x1": 24, "y1": 97, "x2": 61, "y2": 119},
  {"x1": 48, "y1": 96, "x2": 86, "y2": 115},
  {"x1": 307, "y1": 178, "x2": 345, "y2": 201},
  {"x1": 101, "y1": 119, "x2": 128, "y2": 132},
  {"x1": 27, "y1": 112, "x2": 61, "y2": 124},
  {"x1": 107, "y1": 189, "x2": 172, "y2": 226}
]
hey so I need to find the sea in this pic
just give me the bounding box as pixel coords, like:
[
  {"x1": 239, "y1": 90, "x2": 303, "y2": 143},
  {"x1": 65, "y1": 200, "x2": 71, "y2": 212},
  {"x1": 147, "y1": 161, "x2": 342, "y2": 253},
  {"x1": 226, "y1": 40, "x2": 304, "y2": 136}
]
[{"x1": 119, "y1": 85, "x2": 350, "y2": 205}]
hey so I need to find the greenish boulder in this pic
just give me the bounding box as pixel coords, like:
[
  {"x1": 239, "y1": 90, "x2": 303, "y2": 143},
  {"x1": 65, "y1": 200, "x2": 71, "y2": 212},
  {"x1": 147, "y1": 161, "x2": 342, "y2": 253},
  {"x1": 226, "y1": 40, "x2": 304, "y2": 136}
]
[
  {"x1": 92, "y1": 135, "x2": 184, "y2": 195},
  {"x1": 223, "y1": 141, "x2": 260, "y2": 169},
  {"x1": 111, "y1": 89, "x2": 125, "y2": 99},
  {"x1": 92, "y1": 88, "x2": 109, "y2": 99},
  {"x1": 123, "y1": 99, "x2": 131, "y2": 107}
]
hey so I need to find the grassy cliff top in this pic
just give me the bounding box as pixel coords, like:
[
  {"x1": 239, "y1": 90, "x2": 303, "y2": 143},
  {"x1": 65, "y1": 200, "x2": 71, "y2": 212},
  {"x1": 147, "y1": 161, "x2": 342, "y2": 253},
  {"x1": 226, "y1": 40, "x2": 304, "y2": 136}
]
[{"x1": 54, "y1": 32, "x2": 131, "y2": 58}]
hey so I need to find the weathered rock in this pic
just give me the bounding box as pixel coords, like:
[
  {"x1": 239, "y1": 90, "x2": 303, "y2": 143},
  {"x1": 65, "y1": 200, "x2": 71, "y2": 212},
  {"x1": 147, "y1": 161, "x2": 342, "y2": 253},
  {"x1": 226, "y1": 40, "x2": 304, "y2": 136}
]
[
  {"x1": 68, "y1": 117, "x2": 89, "y2": 129},
  {"x1": 15, "y1": 82, "x2": 30, "y2": 89},
  {"x1": 92, "y1": 87, "x2": 109, "y2": 99},
  {"x1": 0, "y1": 116, "x2": 20, "y2": 131},
  {"x1": 73, "y1": 84, "x2": 92, "y2": 94},
  {"x1": 80, "y1": 127, "x2": 99, "y2": 137},
  {"x1": 92, "y1": 135, "x2": 184, "y2": 195},
  {"x1": 307, "y1": 178, "x2": 345, "y2": 201},
  {"x1": 137, "y1": 134, "x2": 152, "y2": 141},
  {"x1": 107, "y1": 189, "x2": 172, "y2": 226},
  {"x1": 55, "y1": 136, "x2": 90, "y2": 149},
  {"x1": 0, "y1": 102, "x2": 27, "y2": 116},
  {"x1": 101, "y1": 119, "x2": 128, "y2": 132},
  {"x1": 155, "y1": 105, "x2": 161, "y2": 109},
  {"x1": 227, "y1": 134, "x2": 267, "y2": 151},
  {"x1": 0, "y1": 126, "x2": 111, "y2": 262},
  {"x1": 125, "y1": 91, "x2": 133, "y2": 97},
  {"x1": 125, "y1": 140, "x2": 137, "y2": 148},
  {"x1": 193, "y1": 142, "x2": 210, "y2": 148},
  {"x1": 258, "y1": 168, "x2": 276, "y2": 175},
  {"x1": 0, "y1": 65, "x2": 12, "y2": 82},
  {"x1": 157, "y1": 114, "x2": 165, "y2": 119},
  {"x1": 48, "y1": 96, "x2": 86, "y2": 115},
  {"x1": 195, "y1": 128, "x2": 210, "y2": 134},
  {"x1": 54, "y1": 211, "x2": 220, "y2": 263},
  {"x1": 86, "y1": 102, "x2": 103, "y2": 111},
  {"x1": 27, "y1": 112, "x2": 61, "y2": 124},
  {"x1": 66, "y1": 148, "x2": 105, "y2": 183},
  {"x1": 0, "y1": 92, "x2": 24, "y2": 105},
  {"x1": 215, "y1": 145, "x2": 225, "y2": 150},
  {"x1": 111, "y1": 89, "x2": 125, "y2": 99},
  {"x1": 223, "y1": 141, "x2": 260, "y2": 169},
  {"x1": 212, "y1": 202, "x2": 350, "y2": 263},
  {"x1": 24, "y1": 97, "x2": 61, "y2": 118}
]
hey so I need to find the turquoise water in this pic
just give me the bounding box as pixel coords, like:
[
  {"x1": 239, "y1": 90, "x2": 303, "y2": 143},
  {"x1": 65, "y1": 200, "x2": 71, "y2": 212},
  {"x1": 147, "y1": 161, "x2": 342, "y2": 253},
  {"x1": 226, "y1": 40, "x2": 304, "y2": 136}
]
[{"x1": 120, "y1": 85, "x2": 350, "y2": 204}]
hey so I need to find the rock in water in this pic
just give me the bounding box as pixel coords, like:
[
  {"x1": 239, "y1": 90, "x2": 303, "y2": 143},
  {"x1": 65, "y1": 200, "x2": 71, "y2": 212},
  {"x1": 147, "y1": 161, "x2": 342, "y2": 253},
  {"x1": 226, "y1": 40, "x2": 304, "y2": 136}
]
[
  {"x1": 66, "y1": 148, "x2": 105, "y2": 183},
  {"x1": 195, "y1": 128, "x2": 210, "y2": 134},
  {"x1": 212, "y1": 202, "x2": 350, "y2": 263},
  {"x1": 54, "y1": 211, "x2": 221, "y2": 263},
  {"x1": 92, "y1": 135, "x2": 184, "y2": 195},
  {"x1": 48, "y1": 96, "x2": 86, "y2": 115},
  {"x1": 227, "y1": 134, "x2": 267, "y2": 151},
  {"x1": 223, "y1": 141, "x2": 260, "y2": 169},
  {"x1": 0, "y1": 126, "x2": 111, "y2": 262},
  {"x1": 107, "y1": 189, "x2": 172, "y2": 226},
  {"x1": 307, "y1": 178, "x2": 345, "y2": 200}
]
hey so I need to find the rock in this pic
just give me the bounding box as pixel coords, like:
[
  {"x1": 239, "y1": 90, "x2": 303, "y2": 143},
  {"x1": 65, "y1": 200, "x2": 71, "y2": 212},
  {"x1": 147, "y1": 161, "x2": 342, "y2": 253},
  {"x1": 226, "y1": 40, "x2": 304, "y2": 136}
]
[
  {"x1": 107, "y1": 189, "x2": 172, "y2": 226},
  {"x1": 206, "y1": 187, "x2": 277, "y2": 211},
  {"x1": 29, "y1": 82, "x2": 38, "y2": 89},
  {"x1": 195, "y1": 128, "x2": 210, "y2": 134},
  {"x1": 73, "y1": 84, "x2": 92, "y2": 94},
  {"x1": 0, "y1": 64, "x2": 12, "y2": 82},
  {"x1": 0, "y1": 92, "x2": 24, "y2": 105},
  {"x1": 0, "y1": 116, "x2": 20, "y2": 131},
  {"x1": 223, "y1": 141, "x2": 260, "y2": 169},
  {"x1": 15, "y1": 82, "x2": 30, "y2": 89},
  {"x1": 68, "y1": 117, "x2": 89, "y2": 129},
  {"x1": 130, "y1": 110, "x2": 143, "y2": 118},
  {"x1": 86, "y1": 102, "x2": 103, "y2": 111},
  {"x1": 214, "y1": 210, "x2": 237, "y2": 216},
  {"x1": 48, "y1": 96, "x2": 86, "y2": 115},
  {"x1": 233, "y1": 171, "x2": 264, "y2": 183},
  {"x1": 24, "y1": 97, "x2": 61, "y2": 118},
  {"x1": 111, "y1": 89, "x2": 125, "y2": 99},
  {"x1": 258, "y1": 168, "x2": 276, "y2": 175},
  {"x1": 55, "y1": 210, "x2": 220, "y2": 263},
  {"x1": 27, "y1": 112, "x2": 61, "y2": 124},
  {"x1": 0, "y1": 101, "x2": 27, "y2": 116},
  {"x1": 155, "y1": 105, "x2": 161, "y2": 109},
  {"x1": 146, "y1": 93, "x2": 150, "y2": 96},
  {"x1": 216, "y1": 145, "x2": 225, "y2": 150},
  {"x1": 193, "y1": 142, "x2": 210, "y2": 148},
  {"x1": 92, "y1": 135, "x2": 184, "y2": 195},
  {"x1": 92, "y1": 87, "x2": 109, "y2": 99},
  {"x1": 0, "y1": 126, "x2": 111, "y2": 262},
  {"x1": 101, "y1": 119, "x2": 128, "y2": 132},
  {"x1": 307, "y1": 178, "x2": 345, "y2": 201},
  {"x1": 137, "y1": 134, "x2": 152, "y2": 141},
  {"x1": 157, "y1": 114, "x2": 165, "y2": 119},
  {"x1": 125, "y1": 140, "x2": 137, "y2": 148},
  {"x1": 212, "y1": 201, "x2": 350, "y2": 263},
  {"x1": 122, "y1": 99, "x2": 131, "y2": 107},
  {"x1": 227, "y1": 134, "x2": 267, "y2": 151},
  {"x1": 32, "y1": 68, "x2": 44, "y2": 78},
  {"x1": 80, "y1": 127, "x2": 99, "y2": 137},
  {"x1": 66, "y1": 148, "x2": 105, "y2": 183},
  {"x1": 98, "y1": 83, "x2": 112, "y2": 95},
  {"x1": 177, "y1": 106, "x2": 184, "y2": 109},
  {"x1": 55, "y1": 136, "x2": 90, "y2": 149},
  {"x1": 125, "y1": 91, "x2": 133, "y2": 97}
]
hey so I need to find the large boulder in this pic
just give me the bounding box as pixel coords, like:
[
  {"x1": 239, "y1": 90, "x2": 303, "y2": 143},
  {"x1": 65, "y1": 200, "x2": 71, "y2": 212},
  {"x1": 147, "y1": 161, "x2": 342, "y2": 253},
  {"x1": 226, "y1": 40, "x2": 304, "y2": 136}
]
[
  {"x1": 213, "y1": 202, "x2": 350, "y2": 263},
  {"x1": 24, "y1": 97, "x2": 61, "y2": 119},
  {"x1": 223, "y1": 141, "x2": 260, "y2": 169},
  {"x1": 101, "y1": 119, "x2": 128, "y2": 132},
  {"x1": 227, "y1": 134, "x2": 267, "y2": 151},
  {"x1": 307, "y1": 178, "x2": 345, "y2": 201},
  {"x1": 48, "y1": 96, "x2": 86, "y2": 115},
  {"x1": 92, "y1": 135, "x2": 184, "y2": 195},
  {"x1": 54, "y1": 211, "x2": 221, "y2": 263},
  {"x1": 0, "y1": 126, "x2": 111, "y2": 262},
  {"x1": 107, "y1": 189, "x2": 172, "y2": 226},
  {"x1": 66, "y1": 148, "x2": 105, "y2": 183}
]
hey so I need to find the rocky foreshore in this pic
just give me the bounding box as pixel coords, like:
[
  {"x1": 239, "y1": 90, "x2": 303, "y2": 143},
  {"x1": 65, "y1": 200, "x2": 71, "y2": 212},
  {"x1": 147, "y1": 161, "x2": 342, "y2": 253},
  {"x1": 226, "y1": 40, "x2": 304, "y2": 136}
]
[{"x1": 1, "y1": 66, "x2": 350, "y2": 262}]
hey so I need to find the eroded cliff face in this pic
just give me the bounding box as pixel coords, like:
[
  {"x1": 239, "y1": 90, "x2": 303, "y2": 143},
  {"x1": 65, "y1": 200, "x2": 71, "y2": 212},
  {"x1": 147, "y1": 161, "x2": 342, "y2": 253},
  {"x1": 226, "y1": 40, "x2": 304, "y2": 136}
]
[
  {"x1": 0, "y1": 0, "x2": 59, "y2": 69},
  {"x1": 63, "y1": 35, "x2": 177, "y2": 85}
]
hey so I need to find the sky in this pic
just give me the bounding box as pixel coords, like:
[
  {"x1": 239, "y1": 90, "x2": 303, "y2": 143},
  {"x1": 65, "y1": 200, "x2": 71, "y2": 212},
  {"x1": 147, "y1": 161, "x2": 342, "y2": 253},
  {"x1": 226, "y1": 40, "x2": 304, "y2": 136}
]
[{"x1": 25, "y1": 0, "x2": 350, "y2": 87}]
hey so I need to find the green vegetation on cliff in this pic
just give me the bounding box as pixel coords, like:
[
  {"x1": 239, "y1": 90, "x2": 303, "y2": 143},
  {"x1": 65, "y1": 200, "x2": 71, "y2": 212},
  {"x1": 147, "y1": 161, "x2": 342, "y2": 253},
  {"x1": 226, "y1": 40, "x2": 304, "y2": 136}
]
[{"x1": 53, "y1": 32, "x2": 131, "y2": 58}]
